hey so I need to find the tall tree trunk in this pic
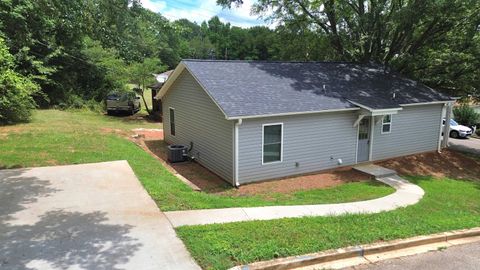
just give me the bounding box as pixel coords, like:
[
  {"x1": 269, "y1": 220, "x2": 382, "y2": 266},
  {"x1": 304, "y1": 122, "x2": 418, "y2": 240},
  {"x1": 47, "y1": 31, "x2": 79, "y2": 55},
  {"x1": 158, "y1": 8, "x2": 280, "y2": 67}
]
[
  {"x1": 141, "y1": 78, "x2": 152, "y2": 115},
  {"x1": 140, "y1": 94, "x2": 151, "y2": 115}
]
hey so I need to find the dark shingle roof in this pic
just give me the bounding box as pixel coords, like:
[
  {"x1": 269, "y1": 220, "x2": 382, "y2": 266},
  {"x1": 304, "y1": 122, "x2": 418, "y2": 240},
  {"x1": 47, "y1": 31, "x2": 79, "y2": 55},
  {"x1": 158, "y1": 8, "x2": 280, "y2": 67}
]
[{"x1": 182, "y1": 60, "x2": 452, "y2": 118}]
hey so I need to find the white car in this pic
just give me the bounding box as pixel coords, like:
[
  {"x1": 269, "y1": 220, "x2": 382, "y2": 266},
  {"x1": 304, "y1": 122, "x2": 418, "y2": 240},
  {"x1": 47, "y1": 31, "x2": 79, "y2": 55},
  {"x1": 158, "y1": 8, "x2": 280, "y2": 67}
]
[{"x1": 443, "y1": 119, "x2": 473, "y2": 138}]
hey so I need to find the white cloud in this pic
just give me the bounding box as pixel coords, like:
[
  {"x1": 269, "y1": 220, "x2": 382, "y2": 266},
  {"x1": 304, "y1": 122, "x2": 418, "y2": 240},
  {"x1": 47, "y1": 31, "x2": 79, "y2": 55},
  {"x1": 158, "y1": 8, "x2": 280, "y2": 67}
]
[
  {"x1": 230, "y1": 0, "x2": 255, "y2": 19},
  {"x1": 140, "y1": 0, "x2": 166, "y2": 13},
  {"x1": 140, "y1": 0, "x2": 272, "y2": 28},
  {"x1": 162, "y1": 0, "x2": 219, "y2": 24}
]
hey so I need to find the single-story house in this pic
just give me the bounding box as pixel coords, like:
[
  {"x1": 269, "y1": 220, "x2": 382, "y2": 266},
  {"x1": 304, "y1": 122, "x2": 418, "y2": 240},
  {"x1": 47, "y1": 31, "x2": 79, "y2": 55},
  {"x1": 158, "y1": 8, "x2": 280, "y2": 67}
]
[
  {"x1": 156, "y1": 60, "x2": 454, "y2": 186},
  {"x1": 148, "y1": 70, "x2": 174, "y2": 114}
]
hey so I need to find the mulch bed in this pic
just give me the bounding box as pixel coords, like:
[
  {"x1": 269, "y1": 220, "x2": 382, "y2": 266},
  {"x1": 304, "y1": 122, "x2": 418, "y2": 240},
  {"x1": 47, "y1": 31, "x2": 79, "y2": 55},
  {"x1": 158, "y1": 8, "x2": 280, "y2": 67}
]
[
  {"x1": 142, "y1": 139, "x2": 232, "y2": 192},
  {"x1": 135, "y1": 129, "x2": 372, "y2": 195},
  {"x1": 376, "y1": 149, "x2": 480, "y2": 181},
  {"x1": 228, "y1": 168, "x2": 371, "y2": 196},
  {"x1": 132, "y1": 129, "x2": 480, "y2": 195}
]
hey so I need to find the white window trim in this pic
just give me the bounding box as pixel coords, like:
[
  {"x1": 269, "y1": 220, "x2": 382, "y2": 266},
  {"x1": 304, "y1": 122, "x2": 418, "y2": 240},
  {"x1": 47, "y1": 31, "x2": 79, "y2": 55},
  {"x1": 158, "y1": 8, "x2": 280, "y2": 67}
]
[
  {"x1": 262, "y1": 123, "x2": 283, "y2": 165},
  {"x1": 381, "y1": 114, "x2": 392, "y2": 134},
  {"x1": 169, "y1": 107, "x2": 176, "y2": 136}
]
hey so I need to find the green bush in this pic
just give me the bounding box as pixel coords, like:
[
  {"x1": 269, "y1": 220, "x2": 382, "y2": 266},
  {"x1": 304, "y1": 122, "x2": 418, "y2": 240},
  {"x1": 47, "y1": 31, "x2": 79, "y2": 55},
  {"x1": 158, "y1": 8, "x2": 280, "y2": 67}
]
[
  {"x1": 54, "y1": 96, "x2": 104, "y2": 112},
  {"x1": 0, "y1": 38, "x2": 39, "y2": 125},
  {"x1": 453, "y1": 104, "x2": 480, "y2": 127}
]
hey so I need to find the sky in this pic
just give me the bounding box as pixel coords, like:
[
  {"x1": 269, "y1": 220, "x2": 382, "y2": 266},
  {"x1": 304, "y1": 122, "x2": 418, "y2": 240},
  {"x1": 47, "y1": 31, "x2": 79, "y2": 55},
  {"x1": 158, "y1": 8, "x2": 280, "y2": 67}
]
[{"x1": 139, "y1": 0, "x2": 269, "y2": 28}]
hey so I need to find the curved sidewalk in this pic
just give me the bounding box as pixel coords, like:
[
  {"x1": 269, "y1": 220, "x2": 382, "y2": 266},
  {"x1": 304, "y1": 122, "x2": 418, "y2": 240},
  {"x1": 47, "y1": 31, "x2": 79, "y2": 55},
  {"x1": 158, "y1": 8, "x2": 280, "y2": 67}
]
[{"x1": 165, "y1": 174, "x2": 425, "y2": 227}]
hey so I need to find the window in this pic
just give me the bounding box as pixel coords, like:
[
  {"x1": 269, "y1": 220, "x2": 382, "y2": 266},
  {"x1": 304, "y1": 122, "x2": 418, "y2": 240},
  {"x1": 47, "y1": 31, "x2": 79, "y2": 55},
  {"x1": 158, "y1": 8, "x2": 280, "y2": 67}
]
[
  {"x1": 263, "y1": 124, "x2": 283, "y2": 164},
  {"x1": 382, "y1": 114, "x2": 392, "y2": 134},
  {"x1": 169, "y1": 108, "x2": 175, "y2": 136}
]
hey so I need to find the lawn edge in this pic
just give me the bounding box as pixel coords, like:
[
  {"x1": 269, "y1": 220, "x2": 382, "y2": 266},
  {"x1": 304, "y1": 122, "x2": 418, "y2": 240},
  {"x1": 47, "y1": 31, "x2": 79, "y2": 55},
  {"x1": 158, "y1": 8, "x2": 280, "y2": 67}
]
[
  {"x1": 132, "y1": 138, "x2": 202, "y2": 191},
  {"x1": 230, "y1": 227, "x2": 480, "y2": 270}
]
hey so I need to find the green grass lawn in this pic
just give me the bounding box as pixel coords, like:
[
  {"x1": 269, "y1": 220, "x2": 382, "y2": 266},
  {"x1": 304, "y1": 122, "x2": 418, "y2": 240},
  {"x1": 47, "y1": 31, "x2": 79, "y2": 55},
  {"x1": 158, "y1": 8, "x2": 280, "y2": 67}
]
[
  {"x1": 176, "y1": 177, "x2": 480, "y2": 270},
  {"x1": 0, "y1": 109, "x2": 393, "y2": 210},
  {"x1": 1, "y1": 108, "x2": 161, "y2": 132},
  {"x1": 2, "y1": 109, "x2": 480, "y2": 270}
]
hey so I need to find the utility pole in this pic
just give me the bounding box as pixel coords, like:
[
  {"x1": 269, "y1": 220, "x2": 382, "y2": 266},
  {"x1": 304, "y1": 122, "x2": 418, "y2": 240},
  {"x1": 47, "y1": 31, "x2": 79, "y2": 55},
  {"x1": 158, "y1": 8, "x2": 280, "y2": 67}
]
[{"x1": 209, "y1": 49, "x2": 215, "y2": 60}]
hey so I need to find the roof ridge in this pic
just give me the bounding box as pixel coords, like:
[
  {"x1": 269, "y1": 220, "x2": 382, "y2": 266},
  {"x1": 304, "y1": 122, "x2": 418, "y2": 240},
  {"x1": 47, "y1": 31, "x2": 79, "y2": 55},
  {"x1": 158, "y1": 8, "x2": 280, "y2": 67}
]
[{"x1": 182, "y1": 59, "x2": 364, "y2": 65}]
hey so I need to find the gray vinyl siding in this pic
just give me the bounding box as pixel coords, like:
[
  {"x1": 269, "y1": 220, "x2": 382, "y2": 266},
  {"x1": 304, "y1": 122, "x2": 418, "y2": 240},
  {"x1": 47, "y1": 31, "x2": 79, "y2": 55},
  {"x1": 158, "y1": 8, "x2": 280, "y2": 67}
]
[
  {"x1": 162, "y1": 70, "x2": 234, "y2": 183},
  {"x1": 372, "y1": 104, "x2": 443, "y2": 161},
  {"x1": 237, "y1": 111, "x2": 358, "y2": 184}
]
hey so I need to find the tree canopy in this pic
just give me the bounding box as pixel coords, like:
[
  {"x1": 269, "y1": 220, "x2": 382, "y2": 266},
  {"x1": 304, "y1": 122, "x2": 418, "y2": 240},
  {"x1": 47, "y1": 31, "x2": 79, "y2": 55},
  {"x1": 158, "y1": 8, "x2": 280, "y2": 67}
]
[
  {"x1": 0, "y1": 0, "x2": 478, "y2": 124},
  {"x1": 218, "y1": 0, "x2": 480, "y2": 98},
  {"x1": 0, "y1": 37, "x2": 39, "y2": 124}
]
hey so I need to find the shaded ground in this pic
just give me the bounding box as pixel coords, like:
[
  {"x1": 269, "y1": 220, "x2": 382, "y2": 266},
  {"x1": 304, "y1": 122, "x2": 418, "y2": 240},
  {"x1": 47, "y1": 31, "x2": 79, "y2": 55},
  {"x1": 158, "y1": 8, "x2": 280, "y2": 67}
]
[
  {"x1": 143, "y1": 139, "x2": 372, "y2": 195},
  {"x1": 376, "y1": 149, "x2": 480, "y2": 181},
  {"x1": 0, "y1": 161, "x2": 199, "y2": 270},
  {"x1": 143, "y1": 140, "x2": 233, "y2": 193},
  {"x1": 448, "y1": 137, "x2": 480, "y2": 156}
]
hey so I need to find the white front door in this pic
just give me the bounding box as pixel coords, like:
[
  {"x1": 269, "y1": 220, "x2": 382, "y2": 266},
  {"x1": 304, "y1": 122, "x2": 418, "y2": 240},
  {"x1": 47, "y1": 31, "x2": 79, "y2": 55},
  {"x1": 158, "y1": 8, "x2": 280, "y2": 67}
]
[{"x1": 357, "y1": 118, "x2": 370, "y2": 162}]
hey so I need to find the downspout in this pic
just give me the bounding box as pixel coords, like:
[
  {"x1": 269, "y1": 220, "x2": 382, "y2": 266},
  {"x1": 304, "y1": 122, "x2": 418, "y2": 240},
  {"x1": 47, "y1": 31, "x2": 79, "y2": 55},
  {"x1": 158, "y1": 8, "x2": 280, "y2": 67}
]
[
  {"x1": 368, "y1": 116, "x2": 375, "y2": 161},
  {"x1": 234, "y1": 118, "x2": 242, "y2": 187}
]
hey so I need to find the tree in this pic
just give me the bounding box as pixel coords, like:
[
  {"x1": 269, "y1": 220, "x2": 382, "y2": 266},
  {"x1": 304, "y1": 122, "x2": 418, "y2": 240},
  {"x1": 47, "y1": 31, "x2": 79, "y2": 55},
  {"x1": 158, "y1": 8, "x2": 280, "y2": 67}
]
[
  {"x1": 205, "y1": 17, "x2": 225, "y2": 59},
  {"x1": 81, "y1": 38, "x2": 129, "y2": 99},
  {"x1": 129, "y1": 58, "x2": 165, "y2": 115},
  {"x1": 174, "y1": 19, "x2": 214, "y2": 59},
  {"x1": 453, "y1": 104, "x2": 480, "y2": 128},
  {"x1": 218, "y1": 0, "x2": 480, "y2": 98},
  {"x1": 400, "y1": 20, "x2": 480, "y2": 98},
  {"x1": 220, "y1": 0, "x2": 479, "y2": 63},
  {"x1": 0, "y1": 37, "x2": 39, "y2": 124}
]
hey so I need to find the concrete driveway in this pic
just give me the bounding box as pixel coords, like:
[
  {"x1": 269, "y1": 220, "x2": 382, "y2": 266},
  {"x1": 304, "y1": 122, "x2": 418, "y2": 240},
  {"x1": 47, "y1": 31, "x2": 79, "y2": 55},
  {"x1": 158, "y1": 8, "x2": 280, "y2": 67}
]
[
  {"x1": 0, "y1": 161, "x2": 200, "y2": 270},
  {"x1": 449, "y1": 137, "x2": 480, "y2": 155}
]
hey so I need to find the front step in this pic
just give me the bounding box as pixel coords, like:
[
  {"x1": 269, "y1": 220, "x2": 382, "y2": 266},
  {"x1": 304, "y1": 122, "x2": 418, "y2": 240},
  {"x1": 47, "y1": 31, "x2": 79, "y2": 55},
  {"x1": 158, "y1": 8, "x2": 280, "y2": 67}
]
[{"x1": 353, "y1": 164, "x2": 397, "y2": 178}]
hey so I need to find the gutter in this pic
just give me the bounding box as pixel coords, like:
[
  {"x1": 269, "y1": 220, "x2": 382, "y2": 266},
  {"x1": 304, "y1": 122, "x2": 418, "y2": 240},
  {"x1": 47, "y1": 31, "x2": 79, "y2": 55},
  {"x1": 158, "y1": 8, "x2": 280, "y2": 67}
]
[
  {"x1": 226, "y1": 108, "x2": 359, "y2": 120},
  {"x1": 230, "y1": 227, "x2": 480, "y2": 270}
]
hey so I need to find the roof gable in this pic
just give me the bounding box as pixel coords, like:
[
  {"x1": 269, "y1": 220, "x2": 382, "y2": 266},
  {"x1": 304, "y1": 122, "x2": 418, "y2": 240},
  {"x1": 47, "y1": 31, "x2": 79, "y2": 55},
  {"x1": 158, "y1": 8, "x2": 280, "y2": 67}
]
[{"x1": 157, "y1": 62, "x2": 230, "y2": 119}]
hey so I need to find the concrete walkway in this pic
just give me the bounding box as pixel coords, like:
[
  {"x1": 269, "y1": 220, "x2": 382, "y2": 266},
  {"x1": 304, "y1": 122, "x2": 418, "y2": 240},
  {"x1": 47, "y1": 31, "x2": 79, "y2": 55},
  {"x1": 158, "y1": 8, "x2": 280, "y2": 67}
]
[
  {"x1": 165, "y1": 165, "x2": 424, "y2": 227},
  {"x1": 0, "y1": 161, "x2": 200, "y2": 270}
]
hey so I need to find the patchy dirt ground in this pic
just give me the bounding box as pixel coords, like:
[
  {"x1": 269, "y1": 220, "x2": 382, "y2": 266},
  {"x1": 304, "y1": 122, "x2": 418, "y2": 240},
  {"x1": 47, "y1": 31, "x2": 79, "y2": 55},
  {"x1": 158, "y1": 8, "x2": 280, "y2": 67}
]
[
  {"x1": 142, "y1": 140, "x2": 232, "y2": 193},
  {"x1": 132, "y1": 129, "x2": 480, "y2": 195},
  {"x1": 376, "y1": 149, "x2": 480, "y2": 181},
  {"x1": 225, "y1": 168, "x2": 372, "y2": 196},
  {"x1": 132, "y1": 128, "x2": 164, "y2": 140},
  {"x1": 137, "y1": 130, "x2": 372, "y2": 195},
  {"x1": 100, "y1": 127, "x2": 130, "y2": 137}
]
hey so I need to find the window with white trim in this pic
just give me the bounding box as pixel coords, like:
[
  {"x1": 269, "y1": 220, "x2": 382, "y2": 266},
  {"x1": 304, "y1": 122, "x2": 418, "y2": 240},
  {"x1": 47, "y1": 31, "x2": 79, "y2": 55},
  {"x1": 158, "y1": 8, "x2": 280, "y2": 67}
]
[
  {"x1": 263, "y1": 124, "x2": 282, "y2": 163},
  {"x1": 382, "y1": 114, "x2": 392, "y2": 134},
  {"x1": 169, "y1": 108, "x2": 175, "y2": 136}
]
